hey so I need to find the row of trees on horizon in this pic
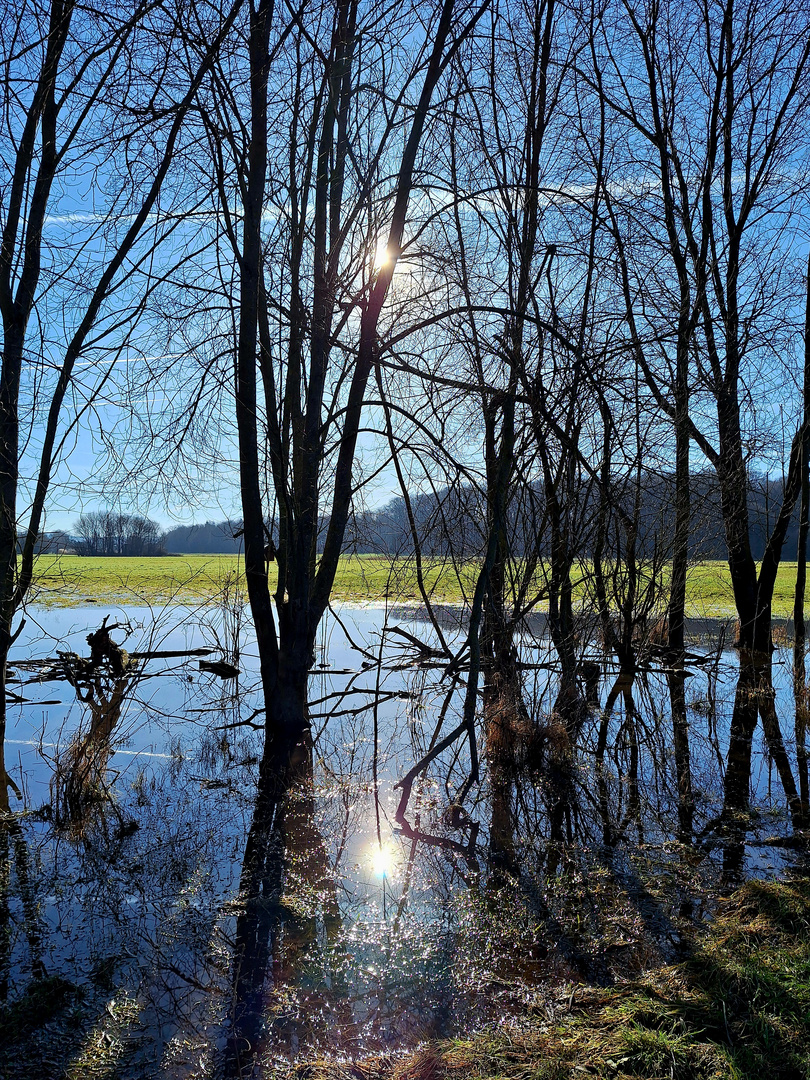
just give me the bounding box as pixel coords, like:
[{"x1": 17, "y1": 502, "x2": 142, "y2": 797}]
[{"x1": 52, "y1": 468, "x2": 806, "y2": 561}]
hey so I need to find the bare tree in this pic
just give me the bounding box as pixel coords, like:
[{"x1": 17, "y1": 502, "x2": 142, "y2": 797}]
[
  {"x1": 0, "y1": 0, "x2": 242, "y2": 781},
  {"x1": 587, "y1": 0, "x2": 810, "y2": 842},
  {"x1": 793, "y1": 251, "x2": 810, "y2": 821},
  {"x1": 201, "y1": 0, "x2": 489, "y2": 789},
  {"x1": 589, "y1": 0, "x2": 810, "y2": 655},
  {"x1": 74, "y1": 510, "x2": 164, "y2": 556}
]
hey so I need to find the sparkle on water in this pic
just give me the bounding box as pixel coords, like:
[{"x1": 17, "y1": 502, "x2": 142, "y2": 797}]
[{"x1": 3, "y1": 603, "x2": 805, "y2": 1075}]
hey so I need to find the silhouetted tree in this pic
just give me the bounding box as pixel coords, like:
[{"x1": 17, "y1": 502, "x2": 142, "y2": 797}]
[{"x1": 74, "y1": 511, "x2": 165, "y2": 556}]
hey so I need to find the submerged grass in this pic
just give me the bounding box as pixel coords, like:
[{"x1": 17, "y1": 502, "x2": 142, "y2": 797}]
[
  {"x1": 3, "y1": 877, "x2": 810, "y2": 1078},
  {"x1": 291, "y1": 876, "x2": 810, "y2": 1080},
  {"x1": 23, "y1": 553, "x2": 808, "y2": 620}
]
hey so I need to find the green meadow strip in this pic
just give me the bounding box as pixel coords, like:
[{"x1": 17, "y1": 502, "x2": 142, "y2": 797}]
[{"x1": 22, "y1": 553, "x2": 809, "y2": 621}]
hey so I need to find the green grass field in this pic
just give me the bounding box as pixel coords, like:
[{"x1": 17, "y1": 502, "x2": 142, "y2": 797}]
[
  {"x1": 24, "y1": 553, "x2": 480, "y2": 608},
  {"x1": 22, "y1": 552, "x2": 808, "y2": 619}
]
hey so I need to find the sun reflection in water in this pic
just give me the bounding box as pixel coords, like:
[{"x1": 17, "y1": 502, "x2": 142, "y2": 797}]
[{"x1": 370, "y1": 841, "x2": 397, "y2": 879}]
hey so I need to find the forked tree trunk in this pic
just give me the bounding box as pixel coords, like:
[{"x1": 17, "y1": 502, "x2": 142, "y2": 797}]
[{"x1": 234, "y1": 0, "x2": 472, "y2": 774}]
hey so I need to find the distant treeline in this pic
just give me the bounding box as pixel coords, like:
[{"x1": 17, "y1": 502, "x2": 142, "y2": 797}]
[
  {"x1": 73, "y1": 511, "x2": 166, "y2": 557},
  {"x1": 17, "y1": 472, "x2": 800, "y2": 561},
  {"x1": 16, "y1": 530, "x2": 74, "y2": 555},
  {"x1": 340, "y1": 472, "x2": 798, "y2": 562},
  {"x1": 67, "y1": 514, "x2": 245, "y2": 556},
  {"x1": 158, "y1": 470, "x2": 803, "y2": 562},
  {"x1": 30, "y1": 472, "x2": 795, "y2": 560},
  {"x1": 164, "y1": 521, "x2": 244, "y2": 554}
]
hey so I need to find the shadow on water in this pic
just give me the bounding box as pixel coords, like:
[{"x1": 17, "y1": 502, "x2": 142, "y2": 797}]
[
  {"x1": 2, "y1": 605, "x2": 810, "y2": 1076},
  {"x1": 222, "y1": 736, "x2": 352, "y2": 1078},
  {"x1": 223, "y1": 772, "x2": 286, "y2": 1078}
]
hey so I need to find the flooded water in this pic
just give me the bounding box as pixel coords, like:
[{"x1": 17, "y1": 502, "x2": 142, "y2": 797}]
[{"x1": 1, "y1": 602, "x2": 807, "y2": 1076}]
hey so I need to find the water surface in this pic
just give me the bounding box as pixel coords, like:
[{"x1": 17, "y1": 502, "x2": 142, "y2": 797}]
[{"x1": 2, "y1": 603, "x2": 806, "y2": 1076}]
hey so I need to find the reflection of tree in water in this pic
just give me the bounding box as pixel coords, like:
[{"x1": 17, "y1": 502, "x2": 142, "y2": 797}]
[
  {"x1": 668, "y1": 668, "x2": 694, "y2": 847},
  {"x1": 594, "y1": 672, "x2": 634, "y2": 849},
  {"x1": 35, "y1": 614, "x2": 216, "y2": 838},
  {"x1": 223, "y1": 739, "x2": 350, "y2": 1078},
  {"x1": 0, "y1": 773, "x2": 46, "y2": 1003},
  {"x1": 475, "y1": 624, "x2": 809, "y2": 972},
  {"x1": 3, "y1": 605, "x2": 810, "y2": 1072},
  {"x1": 51, "y1": 619, "x2": 140, "y2": 836},
  {"x1": 720, "y1": 652, "x2": 806, "y2": 889},
  {"x1": 795, "y1": 645, "x2": 810, "y2": 820},
  {"x1": 384, "y1": 596, "x2": 810, "y2": 967}
]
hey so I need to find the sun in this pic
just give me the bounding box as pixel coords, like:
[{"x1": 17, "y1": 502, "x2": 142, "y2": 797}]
[{"x1": 373, "y1": 237, "x2": 391, "y2": 270}]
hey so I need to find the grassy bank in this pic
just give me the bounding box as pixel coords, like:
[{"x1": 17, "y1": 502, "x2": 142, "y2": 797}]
[{"x1": 21, "y1": 553, "x2": 808, "y2": 619}]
